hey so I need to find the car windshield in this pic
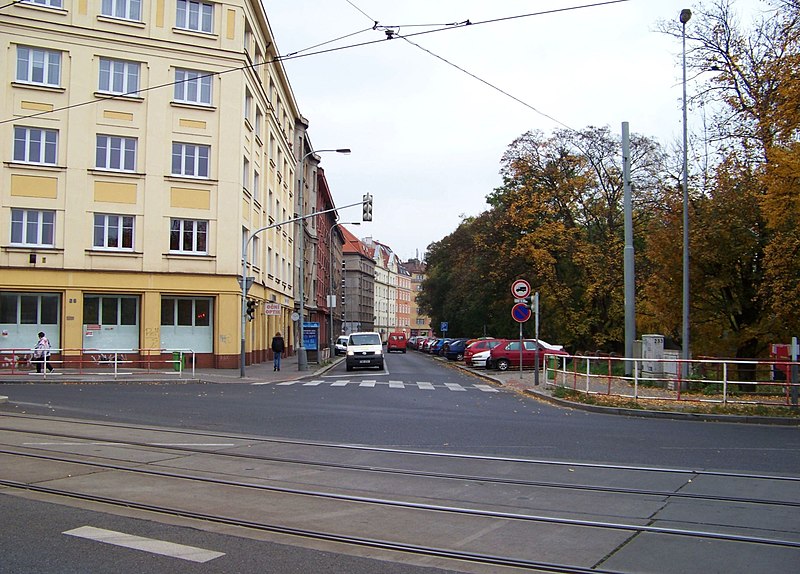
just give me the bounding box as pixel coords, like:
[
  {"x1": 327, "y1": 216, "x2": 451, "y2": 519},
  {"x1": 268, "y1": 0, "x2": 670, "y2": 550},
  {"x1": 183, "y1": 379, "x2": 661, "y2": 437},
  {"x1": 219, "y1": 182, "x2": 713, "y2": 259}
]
[{"x1": 351, "y1": 334, "x2": 381, "y2": 345}]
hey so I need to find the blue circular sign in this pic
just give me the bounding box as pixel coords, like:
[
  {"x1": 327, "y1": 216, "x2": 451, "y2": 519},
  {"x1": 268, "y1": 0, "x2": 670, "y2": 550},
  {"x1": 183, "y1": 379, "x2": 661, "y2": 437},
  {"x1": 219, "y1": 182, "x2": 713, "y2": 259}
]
[{"x1": 511, "y1": 303, "x2": 532, "y2": 323}]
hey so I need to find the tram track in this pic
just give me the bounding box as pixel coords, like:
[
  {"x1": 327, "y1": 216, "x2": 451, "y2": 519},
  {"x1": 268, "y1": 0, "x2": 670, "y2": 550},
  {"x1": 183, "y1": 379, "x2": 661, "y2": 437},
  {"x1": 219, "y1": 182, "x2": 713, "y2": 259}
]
[{"x1": 2, "y1": 412, "x2": 800, "y2": 573}]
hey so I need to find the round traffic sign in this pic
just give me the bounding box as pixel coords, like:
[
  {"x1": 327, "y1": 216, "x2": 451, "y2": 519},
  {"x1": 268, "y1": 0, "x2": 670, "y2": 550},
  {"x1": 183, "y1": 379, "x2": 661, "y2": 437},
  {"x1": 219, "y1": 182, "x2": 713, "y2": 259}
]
[
  {"x1": 511, "y1": 279, "x2": 531, "y2": 299},
  {"x1": 511, "y1": 303, "x2": 532, "y2": 323}
]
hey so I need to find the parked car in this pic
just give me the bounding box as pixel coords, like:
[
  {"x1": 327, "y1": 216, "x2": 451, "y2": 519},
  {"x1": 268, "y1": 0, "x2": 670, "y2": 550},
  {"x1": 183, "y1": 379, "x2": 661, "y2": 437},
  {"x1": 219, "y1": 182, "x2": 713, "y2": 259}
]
[
  {"x1": 486, "y1": 339, "x2": 567, "y2": 371},
  {"x1": 469, "y1": 350, "x2": 491, "y2": 368},
  {"x1": 406, "y1": 336, "x2": 420, "y2": 350},
  {"x1": 444, "y1": 339, "x2": 468, "y2": 361},
  {"x1": 334, "y1": 335, "x2": 349, "y2": 356},
  {"x1": 464, "y1": 339, "x2": 503, "y2": 366},
  {"x1": 387, "y1": 332, "x2": 407, "y2": 353},
  {"x1": 420, "y1": 338, "x2": 437, "y2": 353},
  {"x1": 429, "y1": 339, "x2": 446, "y2": 355},
  {"x1": 346, "y1": 332, "x2": 384, "y2": 371}
]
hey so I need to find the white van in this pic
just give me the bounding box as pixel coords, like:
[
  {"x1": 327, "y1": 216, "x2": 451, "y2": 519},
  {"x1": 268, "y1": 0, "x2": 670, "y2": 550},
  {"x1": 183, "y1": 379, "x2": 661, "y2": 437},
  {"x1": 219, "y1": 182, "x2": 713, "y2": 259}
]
[
  {"x1": 335, "y1": 335, "x2": 349, "y2": 356},
  {"x1": 346, "y1": 332, "x2": 384, "y2": 371}
]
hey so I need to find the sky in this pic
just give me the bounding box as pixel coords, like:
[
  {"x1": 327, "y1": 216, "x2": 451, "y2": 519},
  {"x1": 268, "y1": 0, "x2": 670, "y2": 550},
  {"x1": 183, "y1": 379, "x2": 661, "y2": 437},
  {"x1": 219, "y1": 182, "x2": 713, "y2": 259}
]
[{"x1": 262, "y1": 0, "x2": 766, "y2": 262}]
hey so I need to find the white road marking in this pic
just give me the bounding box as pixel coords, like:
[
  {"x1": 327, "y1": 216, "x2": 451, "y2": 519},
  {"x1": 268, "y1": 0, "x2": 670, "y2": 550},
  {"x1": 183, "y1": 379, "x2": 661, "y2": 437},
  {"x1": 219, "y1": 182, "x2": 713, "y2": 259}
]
[
  {"x1": 302, "y1": 380, "x2": 324, "y2": 386},
  {"x1": 473, "y1": 384, "x2": 499, "y2": 392},
  {"x1": 276, "y1": 381, "x2": 297, "y2": 386},
  {"x1": 388, "y1": 380, "x2": 405, "y2": 389},
  {"x1": 63, "y1": 526, "x2": 225, "y2": 563},
  {"x1": 444, "y1": 383, "x2": 467, "y2": 391},
  {"x1": 331, "y1": 380, "x2": 350, "y2": 386},
  {"x1": 24, "y1": 442, "x2": 235, "y2": 447},
  {"x1": 416, "y1": 382, "x2": 435, "y2": 390},
  {"x1": 359, "y1": 380, "x2": 376, "y2": 387}
]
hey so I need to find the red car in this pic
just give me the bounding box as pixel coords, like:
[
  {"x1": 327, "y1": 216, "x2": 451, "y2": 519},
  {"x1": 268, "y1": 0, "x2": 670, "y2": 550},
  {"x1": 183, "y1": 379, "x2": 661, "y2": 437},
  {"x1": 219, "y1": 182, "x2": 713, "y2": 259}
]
[
  {"x1": 486, "y1": 339, "x2": 568, "y2": 371},
  {"x1": 464, "y1": 339, "x2": 503, "y2": 366}
]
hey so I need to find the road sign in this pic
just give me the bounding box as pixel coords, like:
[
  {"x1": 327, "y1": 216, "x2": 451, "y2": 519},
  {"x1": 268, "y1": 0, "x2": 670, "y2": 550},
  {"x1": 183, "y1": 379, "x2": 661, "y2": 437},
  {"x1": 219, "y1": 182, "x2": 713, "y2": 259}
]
[
  {"x1": 511, "y1": 303, "x2": 532, "y2": 323},
  {"x1": 440, "y1": 322, "x2": 449, "y2": 333},
  {"x1": 511, "y1": 279, "x2": 531, "y2": 299}
]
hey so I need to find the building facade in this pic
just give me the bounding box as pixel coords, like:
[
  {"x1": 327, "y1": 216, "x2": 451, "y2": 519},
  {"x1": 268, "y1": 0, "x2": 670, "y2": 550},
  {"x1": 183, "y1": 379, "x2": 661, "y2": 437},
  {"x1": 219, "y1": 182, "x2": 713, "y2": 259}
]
[
  {"x1": 341, "y1": 227, "x2": 374, "y2": 335},
  {"x1": 1, "y1": 0, "x2": 302, "y2": 367},
  {"x1": 404, "y1": 258, "x2": 432, "y2": 337}
]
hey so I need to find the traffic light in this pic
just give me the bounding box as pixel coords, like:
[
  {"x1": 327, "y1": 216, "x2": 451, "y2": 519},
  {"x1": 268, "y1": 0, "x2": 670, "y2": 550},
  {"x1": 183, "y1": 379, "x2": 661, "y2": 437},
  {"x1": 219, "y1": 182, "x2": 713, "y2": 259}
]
[
  {"x1": 362, "y1": 193, "x2": 373, "y2": 221},
  {"x1": 246, "y1": 299, "x2": 256, "y2": 321}
]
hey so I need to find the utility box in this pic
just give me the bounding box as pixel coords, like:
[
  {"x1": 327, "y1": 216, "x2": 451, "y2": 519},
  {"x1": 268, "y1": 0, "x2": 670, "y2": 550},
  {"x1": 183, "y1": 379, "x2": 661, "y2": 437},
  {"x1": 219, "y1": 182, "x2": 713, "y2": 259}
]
[{"x1": 642, "y1": 334, "x2": 664, "y2": 376}]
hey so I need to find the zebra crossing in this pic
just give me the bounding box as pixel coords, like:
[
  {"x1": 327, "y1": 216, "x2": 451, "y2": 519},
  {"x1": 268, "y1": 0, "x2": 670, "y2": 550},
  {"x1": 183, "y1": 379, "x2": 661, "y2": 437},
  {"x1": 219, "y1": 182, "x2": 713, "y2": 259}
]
[{"x1": 261, "y1": 379, "x2": 499, "y2": 392}]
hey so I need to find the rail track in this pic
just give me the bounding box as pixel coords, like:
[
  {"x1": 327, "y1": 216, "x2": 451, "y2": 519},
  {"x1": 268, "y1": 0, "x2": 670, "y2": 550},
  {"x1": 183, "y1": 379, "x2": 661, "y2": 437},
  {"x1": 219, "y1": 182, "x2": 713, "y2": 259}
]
[{"x1": 1, "y1": 413, "x2": 799, "y2": 573}]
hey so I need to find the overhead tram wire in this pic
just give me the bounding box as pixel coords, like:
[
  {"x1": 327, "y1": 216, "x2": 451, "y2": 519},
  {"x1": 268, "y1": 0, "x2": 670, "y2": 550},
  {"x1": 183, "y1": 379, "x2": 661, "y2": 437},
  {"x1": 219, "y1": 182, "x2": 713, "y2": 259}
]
[{"x1": 1, "y1": 0, "x2": 632, "y2": 125}]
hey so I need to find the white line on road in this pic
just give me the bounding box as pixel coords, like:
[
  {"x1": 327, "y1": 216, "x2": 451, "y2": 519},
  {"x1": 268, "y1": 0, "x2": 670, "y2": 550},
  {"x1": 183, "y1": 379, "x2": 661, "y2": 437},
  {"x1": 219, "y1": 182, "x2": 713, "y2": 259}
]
[
  {"x1": 63, "y1": 526, "x2": 225, "y2": 563},
  {"x1": 473, "y1": 384, "x2": 499, "y2": 392},
  {"x1": 359, "y1": 380, "x2": 376, "y2": 387},
  {"x1": 416, "y1": 382, "x2": 435, "y2": 390},
  {"x1": 388, "y1": 380, "x2": 405, "y2": 389},
  {"x1": 444, "y1": 383, "x2": 467, "y2": 391}
]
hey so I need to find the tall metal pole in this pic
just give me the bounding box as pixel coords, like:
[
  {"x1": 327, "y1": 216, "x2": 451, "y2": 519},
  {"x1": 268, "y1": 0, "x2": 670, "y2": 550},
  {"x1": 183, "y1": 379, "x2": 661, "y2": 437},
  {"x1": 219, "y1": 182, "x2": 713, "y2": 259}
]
[
  {"x1": 681, "y1": 9, "x2": 692, "y2": 382},
  {"x1": 297, "y1": 148, "x2": 350, "y2": 371},
  {"x1": 328, "y1": 222, "x2": 359, "y2": 356},
  {"x1": 622, "y1": 122, "x2": 635, "y2": 376}
]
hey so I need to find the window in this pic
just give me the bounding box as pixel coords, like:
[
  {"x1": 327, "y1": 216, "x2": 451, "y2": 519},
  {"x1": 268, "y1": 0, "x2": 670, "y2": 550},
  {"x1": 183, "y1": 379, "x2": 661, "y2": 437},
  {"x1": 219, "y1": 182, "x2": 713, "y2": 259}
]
[
  {"x1": 23, "y1": 0, "x2": 63, "y2": 7},
  {"x1": 253, "y1": 170, "x2": 260, "y2": 202},
  {"x1": 244, "y1": 89, "x2": 252, "y2": 123},
  {"x1": 84, "y1": 295, "x2": 137, "y2": 325},
  {"x1": 174, "y1": 68, "x2": 212, "y2": 105},
  {"x1": 161, "y1": 297, "x2": 210, "y2": 327},
  {"x1": 14, "y1": 126, "x2": 58, "y2": 165},
  {"x1": 11, "y1": 209, "x2": 55, "y2": 247},
  {"x1": 98, "y1": 58, "x2": 140, "y2": 96},
  {"x1": 0, "y1": 293, "x2": 59, "y2": 325},
  {"x1": 93, "y1": 214, "x2": 134, "y2": 250},
  {"x1": 170, "y1": 219, "x2": 208, "y2": 254},
  {"x1": 101, "y1": 0, "x2": 141, "y2": 21},
  {"x1": 96, "y1": 135, "x2": 137, "y2": 172},
  {"x1": 242, "y1": 157, "x2": 250, "y2": 192},
  {"x1": 176, "y1": 0, "x2": 213, "y2": 34},
  {"x1": 171, "y1": 142, "x2": 209, "y2": 178},
  {"x1": 255, "y1": 108, "x2": 263, "y2": 139},
  {"x1": 16, "y1": 46, "x2": 61, "y2": 87}
]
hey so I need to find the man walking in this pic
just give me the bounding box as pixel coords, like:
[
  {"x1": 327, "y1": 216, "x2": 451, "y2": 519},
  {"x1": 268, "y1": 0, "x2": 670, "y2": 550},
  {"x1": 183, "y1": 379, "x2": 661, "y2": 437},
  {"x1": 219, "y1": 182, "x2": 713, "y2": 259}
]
[{"x1": 271, "y1": 331, "x2": 285, "y2": 371}]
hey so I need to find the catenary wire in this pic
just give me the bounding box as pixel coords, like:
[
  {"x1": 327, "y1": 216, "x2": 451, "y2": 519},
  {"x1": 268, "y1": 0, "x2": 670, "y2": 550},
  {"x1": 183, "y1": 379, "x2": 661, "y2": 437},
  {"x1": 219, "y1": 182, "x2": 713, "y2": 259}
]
[{"x1": 1, "y1": 0, "x2": 632, "y2": 125}]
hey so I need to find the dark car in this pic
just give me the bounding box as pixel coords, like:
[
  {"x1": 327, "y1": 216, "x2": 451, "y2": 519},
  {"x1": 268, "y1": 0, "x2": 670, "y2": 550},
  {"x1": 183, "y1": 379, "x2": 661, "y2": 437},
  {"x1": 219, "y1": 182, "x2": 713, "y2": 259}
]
[
  {"x1": 444, "y1": 339, "x2": 468, "y2": 361},
  {"x1": 429, "y1": 339, "x2": 446, "y2": 355}
]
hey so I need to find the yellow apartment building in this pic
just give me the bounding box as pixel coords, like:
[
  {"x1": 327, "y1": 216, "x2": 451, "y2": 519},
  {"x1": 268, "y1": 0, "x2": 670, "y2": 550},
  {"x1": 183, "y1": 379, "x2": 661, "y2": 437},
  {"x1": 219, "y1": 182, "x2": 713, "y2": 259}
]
[{"x1": 1, "y1": 0, "x2": 301, "y2": 368}]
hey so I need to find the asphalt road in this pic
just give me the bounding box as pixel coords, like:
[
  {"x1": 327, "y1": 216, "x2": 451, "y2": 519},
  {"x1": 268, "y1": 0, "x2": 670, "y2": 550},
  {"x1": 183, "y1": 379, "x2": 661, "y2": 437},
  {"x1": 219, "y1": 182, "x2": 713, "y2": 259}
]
[{"x1": 1, "y1": 351, "x2": 798, "y2": 474}]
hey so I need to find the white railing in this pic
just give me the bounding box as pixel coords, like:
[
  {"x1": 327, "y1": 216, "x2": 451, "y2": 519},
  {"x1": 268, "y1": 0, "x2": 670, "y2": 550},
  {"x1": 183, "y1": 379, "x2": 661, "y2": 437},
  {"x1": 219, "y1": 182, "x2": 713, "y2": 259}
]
[
  {"x1": 544, "y1": 354, "x2": 799, "y2": 407},
  {"x1": 0, "y1": 348, "x2": 196, "y2": 380}
]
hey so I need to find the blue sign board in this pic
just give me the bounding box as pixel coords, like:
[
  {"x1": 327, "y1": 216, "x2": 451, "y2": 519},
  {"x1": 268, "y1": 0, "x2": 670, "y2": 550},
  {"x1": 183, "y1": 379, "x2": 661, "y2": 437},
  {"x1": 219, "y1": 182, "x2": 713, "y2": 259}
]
[
  {"x1": 511, "y1": 303, "x2": 532, "y2": 323},
  {"x1": 440, "y1": 322, "x2": 448, "y2": 332},
  {"x1": 303, "y1": 322, "x2": 319, "y2": 350}
]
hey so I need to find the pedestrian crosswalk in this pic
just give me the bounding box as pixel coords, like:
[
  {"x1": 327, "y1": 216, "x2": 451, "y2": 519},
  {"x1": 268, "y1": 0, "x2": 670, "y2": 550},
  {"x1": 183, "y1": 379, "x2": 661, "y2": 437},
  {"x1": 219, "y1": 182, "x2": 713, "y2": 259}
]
[{"x1": 261, "y1": 379, "x2": 499, "y2": 392}]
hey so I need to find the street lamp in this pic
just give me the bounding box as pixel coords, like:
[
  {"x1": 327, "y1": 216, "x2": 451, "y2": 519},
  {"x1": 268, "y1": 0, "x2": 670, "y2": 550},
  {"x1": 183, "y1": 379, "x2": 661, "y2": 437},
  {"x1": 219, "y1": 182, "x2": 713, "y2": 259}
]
[
  {"x1": 680, "y1": 8, "x2": 691, "y2": 382},
  {"x1": 297, "y1": 148, "x2": 350, "y2": 371},
  {"x1": 328, "y1": 221, "x2": 360, "y2": 356}
]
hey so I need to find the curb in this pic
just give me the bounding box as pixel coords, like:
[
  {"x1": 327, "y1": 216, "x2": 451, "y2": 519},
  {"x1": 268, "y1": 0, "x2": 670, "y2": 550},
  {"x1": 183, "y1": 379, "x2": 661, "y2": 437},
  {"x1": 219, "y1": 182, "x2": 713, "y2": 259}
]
[{"x1": 451, "y1": 361, "x2": 800, "y2": 426}]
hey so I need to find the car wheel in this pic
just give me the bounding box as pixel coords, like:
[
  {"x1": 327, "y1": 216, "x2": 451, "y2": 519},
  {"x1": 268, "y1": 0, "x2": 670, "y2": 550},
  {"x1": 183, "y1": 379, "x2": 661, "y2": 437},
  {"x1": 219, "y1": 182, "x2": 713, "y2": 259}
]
[
  {"x1": 496, "y1": 359, "x2": 510, "y2": 371},
  {"x1": 456, "y1": 353, "x2": 464, "y2": 361}
]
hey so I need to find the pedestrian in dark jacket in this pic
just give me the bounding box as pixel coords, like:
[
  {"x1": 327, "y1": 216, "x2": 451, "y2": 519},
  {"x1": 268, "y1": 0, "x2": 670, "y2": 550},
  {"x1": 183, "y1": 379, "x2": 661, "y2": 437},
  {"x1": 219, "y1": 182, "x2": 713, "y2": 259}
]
[{"x1": 271, "y1": 332, "x2": 285, "y2": 371}]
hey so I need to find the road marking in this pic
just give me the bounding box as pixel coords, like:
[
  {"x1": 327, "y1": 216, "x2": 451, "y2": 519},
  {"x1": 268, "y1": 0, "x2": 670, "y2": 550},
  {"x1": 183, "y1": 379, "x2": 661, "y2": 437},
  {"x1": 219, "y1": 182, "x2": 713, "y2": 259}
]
[
  {"x1": 388, "y1": 380, "x2": 405, "y2": 389},
  {"x1": 416, "y1": 382, "x2": 435, "y2": 390},
  {"x1": 444, "y1": 383, "x2": 467, "y2": 391},
  {"x1": 24, "y1": 442, "x2": 235, "y2": 447},
  {"x1": 302, "y1": 380, "x2": 324, "y2": 386},
  {"x1": 63, "y1": 526, "x2": 225, "y2": 563},
  {"x1": 473, "y1": 384, "x2": 499, "y2": 392},
  {"x1": 331, "y1": 380, "x2": 350, "y2": 386},
  {"x1": 359, "y1": 380, "x2": 376, "y2": 387},
  {"x1": 276, "y1": 381, "x2": 297, "y2": 386}
]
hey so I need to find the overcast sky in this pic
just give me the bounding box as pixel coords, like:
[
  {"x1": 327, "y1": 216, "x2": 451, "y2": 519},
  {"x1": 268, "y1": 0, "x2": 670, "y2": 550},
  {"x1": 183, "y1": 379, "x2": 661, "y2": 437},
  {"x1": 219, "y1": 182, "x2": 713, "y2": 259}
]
[{"x1": 262, "y1": 0, "x2": 765, "y2": 262}]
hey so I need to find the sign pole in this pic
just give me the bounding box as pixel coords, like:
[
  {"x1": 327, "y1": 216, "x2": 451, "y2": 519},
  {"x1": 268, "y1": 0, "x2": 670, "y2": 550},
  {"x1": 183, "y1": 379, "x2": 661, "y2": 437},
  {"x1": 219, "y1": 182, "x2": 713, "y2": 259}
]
[{"x1": 534, "y1": 292, "x2": 540, "y2": 386}]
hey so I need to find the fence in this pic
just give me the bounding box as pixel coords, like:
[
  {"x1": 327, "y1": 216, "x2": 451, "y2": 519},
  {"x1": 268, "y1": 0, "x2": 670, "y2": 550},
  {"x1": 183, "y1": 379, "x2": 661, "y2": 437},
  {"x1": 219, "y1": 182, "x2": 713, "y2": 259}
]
[
  {"x1": 545, "y1": 354, "x2": 799, "y2": 407},
  {"x1": 0, "y1": 348, "x2": 196, "y2": 380}
]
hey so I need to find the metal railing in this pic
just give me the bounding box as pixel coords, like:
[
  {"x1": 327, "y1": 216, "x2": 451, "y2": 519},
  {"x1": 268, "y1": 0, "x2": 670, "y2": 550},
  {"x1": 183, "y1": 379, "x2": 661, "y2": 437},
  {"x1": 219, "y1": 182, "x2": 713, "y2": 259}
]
[
  {"x1": 545, "y1": 355, "x2": 799, "y2": 407},
  {"x1": 0, "y1": 348, "x2": 196, "y2": 380}
]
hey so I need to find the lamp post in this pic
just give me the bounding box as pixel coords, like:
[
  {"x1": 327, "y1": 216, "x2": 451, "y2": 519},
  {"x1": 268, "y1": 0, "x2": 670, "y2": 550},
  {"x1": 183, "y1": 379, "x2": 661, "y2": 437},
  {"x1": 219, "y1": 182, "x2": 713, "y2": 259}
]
[
  {"x1": 297, "y1": 148, "x2": 350, "y2": 371},
  {"x1": 328, "y1": 221, "x2": 360, "y2": 356},
  {"x1": 680, "y1": 9, "x2": 691, "y2": 382}
]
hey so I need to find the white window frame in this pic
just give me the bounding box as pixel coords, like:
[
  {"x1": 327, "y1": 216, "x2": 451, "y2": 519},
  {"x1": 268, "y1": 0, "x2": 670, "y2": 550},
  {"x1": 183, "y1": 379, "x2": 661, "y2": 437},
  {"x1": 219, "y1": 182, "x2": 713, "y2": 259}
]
[
  {"x1": 11, "y1": 209, "x2": 55, "y2": 247},
  {"x1": 174, "y1": 69, "x2": 212, "y2": 105},
  {"x1": 101, "y1": 0, "x2": 141, "y2": 21},
  {"x1": 98, "y1": 57, "x2": 140, "y2": 96},
  {"x1": 16, "y1": 45, "x2": 61, "y2": 87},
  {"x1": 176, "y1": 0, "x2": 214, "y2": 33},
  {"x1": 14, "y1": 126, "x2": 58, "y2": 165},
  {"x1": 96, "y1": 135, "x2": 137, "y2": 172},
  {"x1": 171, "y1": 142, "x2": 210, "y2": 178},
  {"x1": 93, "y1": 214, "x2": 134, "y2": 251},
  {"x1": 23, "y1": 0, "x2": 63, "y2": 8},
  {"x1": 170, "y1": 218, "x2": 208, "y2": 254}
]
